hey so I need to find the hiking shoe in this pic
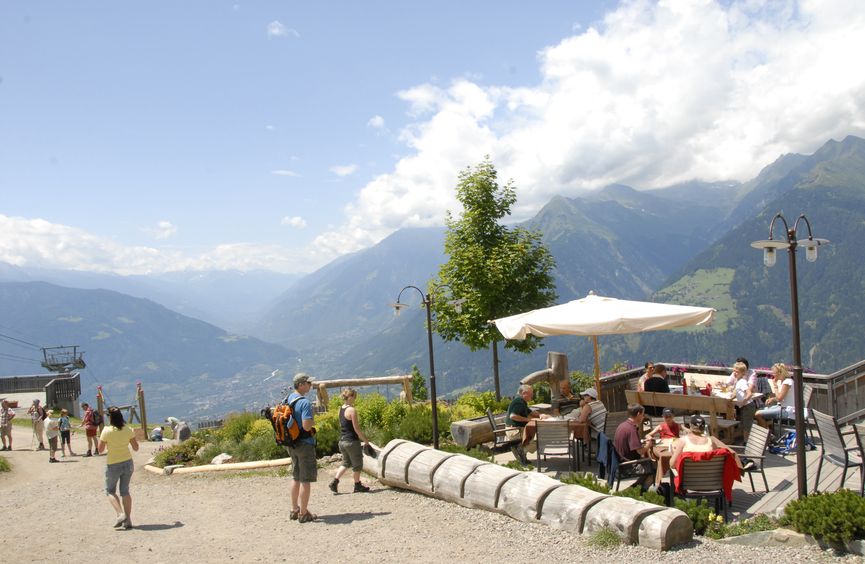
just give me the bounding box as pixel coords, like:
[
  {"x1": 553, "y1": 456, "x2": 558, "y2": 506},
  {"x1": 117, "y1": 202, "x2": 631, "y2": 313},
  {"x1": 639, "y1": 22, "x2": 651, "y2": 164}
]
[
  {"x1": 122, "y1": 519, "x2": 132, "y2": 530},
  {"x1": 353, "y1": 482, "x2": 370, "y2": 493},
  {"x1": 328, "y1": 479, "x2": 339, "y2": 494},
  {"x1": 298, "y1": 512, "x2": 318, "y2": 523}
]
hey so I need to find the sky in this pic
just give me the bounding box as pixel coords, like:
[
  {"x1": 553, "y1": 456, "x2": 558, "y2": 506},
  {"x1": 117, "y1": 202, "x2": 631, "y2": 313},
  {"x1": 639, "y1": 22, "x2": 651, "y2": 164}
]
[{"x1": 1, "y1": 0, "x2": 864, "y2": 276}]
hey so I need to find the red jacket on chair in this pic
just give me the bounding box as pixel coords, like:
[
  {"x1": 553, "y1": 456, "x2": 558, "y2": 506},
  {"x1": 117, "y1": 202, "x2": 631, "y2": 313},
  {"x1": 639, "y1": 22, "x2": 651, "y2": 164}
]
[{"x1": 673, "y1": 449, "x2": 742, "y2": 502}]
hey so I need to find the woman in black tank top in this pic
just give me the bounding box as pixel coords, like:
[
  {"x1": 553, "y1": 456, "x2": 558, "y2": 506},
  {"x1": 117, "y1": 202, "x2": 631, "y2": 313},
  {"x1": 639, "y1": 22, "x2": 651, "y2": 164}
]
[{"x1": 328, "y1": 388, "x2": 371, "y2": 494}]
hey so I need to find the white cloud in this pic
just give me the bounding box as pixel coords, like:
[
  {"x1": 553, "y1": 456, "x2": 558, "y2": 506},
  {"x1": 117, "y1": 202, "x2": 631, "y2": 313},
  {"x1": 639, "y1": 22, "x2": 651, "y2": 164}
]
[
  {"x1": 0, "y1": 215, "x2": 323, "y2": 275},
  {"x1": 330, "y1": 164, "x2": 358, "y2": 177},
  {"x1": 266, "y1": 21, "x2": 299, "y2": 38},
  {"x1": 367, "y1": 115, "x2": 385, "y2": 128},
  {"x1": 145, "y1": 220, "x2": 177, "y2": 240},
  {"x1": 281, "y1": 216, "x2": 307, "y2": 229},
  {"x1": 311, "y1": 0, "x2": 865, "y2": 256},
  {"x1": 271, "y1": 169, "x2": 299, "y2": 177}
]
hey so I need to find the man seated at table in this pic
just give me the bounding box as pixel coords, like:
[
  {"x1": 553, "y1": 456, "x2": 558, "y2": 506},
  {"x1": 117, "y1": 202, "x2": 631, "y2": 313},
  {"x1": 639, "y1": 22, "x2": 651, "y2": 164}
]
[
  {"x1": 645, "y1": 407, "x2": 681, "y2": 440},
  {"x1": 643, "y1": 364, "x2": 671, "y2": 416},
  {"x1": 506, "y1": 384, "x2": 549, "y2": 464},
  {"x1": 613, "y1": 404, "x2": 656, "y2": 490}
]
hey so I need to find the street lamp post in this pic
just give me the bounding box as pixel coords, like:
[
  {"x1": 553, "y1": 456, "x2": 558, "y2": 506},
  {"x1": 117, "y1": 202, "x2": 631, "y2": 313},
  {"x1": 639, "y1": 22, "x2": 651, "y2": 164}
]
[
  {"x1": 392, "y1": 285, "x2": 463, "y2": 450},
  {"x1": 751, "y1": 213, "x2": 829, "y2": 499}
]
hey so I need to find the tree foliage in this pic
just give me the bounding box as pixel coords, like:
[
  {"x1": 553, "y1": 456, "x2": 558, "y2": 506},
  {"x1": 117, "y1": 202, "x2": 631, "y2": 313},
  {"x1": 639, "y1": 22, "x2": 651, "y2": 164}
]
[
  {"x1": 410, "y1": 364, "x2": 428, "y2": 401},
  {"x1": 430, "y1": 157, "x2": 557, "y2": 353}
]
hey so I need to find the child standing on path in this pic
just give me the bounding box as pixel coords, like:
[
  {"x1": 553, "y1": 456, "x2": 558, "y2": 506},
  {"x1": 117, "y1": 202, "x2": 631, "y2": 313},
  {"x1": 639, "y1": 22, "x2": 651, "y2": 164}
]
[
  {"x1": 45, "y1": 408, "x2": 61, "y2": 463},
  {"x1": 59, "y1": 409, "x2": 75, "y2": 457}
]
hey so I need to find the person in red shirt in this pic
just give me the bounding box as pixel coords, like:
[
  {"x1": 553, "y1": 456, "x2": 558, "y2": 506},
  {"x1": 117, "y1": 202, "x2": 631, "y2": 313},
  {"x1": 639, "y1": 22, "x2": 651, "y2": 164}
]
[
  {"x1": 80, "y1": 402, "x2": 100, "y2": 456},
  {"x1": 645, "y1": 408, "x2": 681, "y2": 440}
]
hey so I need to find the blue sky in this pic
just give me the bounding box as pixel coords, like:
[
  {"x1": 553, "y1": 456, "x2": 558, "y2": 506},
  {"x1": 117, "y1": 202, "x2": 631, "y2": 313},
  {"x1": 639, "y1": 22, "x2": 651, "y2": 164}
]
[{"x1": 1, "y1": 1, "x2": 863, "y2": 275}]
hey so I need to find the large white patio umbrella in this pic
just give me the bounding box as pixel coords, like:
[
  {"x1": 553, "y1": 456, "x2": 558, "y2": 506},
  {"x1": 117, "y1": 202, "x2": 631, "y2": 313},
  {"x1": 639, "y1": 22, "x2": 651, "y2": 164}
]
[{"x1": 493, "y1": 292, "x2": 716, "y2": 395}]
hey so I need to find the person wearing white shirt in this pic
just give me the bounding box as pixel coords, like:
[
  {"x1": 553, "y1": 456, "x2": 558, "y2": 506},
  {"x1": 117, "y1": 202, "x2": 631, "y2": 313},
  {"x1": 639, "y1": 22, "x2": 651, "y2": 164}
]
[
  {"x1": 756, "y1": 363, "x2": 798, "y2": 427},
  {"x1": 733, "y1": 362, "x2": 756, "y2": 442}
]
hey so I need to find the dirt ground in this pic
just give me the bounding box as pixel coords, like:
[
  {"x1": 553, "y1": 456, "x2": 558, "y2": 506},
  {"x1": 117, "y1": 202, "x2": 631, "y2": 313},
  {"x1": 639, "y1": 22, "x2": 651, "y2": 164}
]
[{"x1": 1, "y1": 423, "x2": 856, "y2": 563}]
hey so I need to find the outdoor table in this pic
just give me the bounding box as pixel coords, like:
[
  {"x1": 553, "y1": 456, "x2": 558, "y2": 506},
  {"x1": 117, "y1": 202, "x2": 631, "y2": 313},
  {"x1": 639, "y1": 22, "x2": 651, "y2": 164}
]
[{"x1": 521, "y1": 418, "x2": 589, "y2": 447}]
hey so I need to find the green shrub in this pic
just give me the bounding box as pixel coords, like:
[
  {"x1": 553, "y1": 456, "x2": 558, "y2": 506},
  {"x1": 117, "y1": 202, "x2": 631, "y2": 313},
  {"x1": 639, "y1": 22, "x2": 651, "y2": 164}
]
[
  {"x1": 447, "y1": 403, "x2": 480, "y2": 423},
  {"x1": 314, "y1": 409, "x2": 340, "y2": 457},
  {"x1": 724, "y1": 514, "x2": 779, "y2": 538},
  {"x1": 152, "y1": 437, "x2": 205, "y2": 468},
  {"x1": 355, "y1": 394, "x2": 388, "y2": 429},
  {"x1": 614, "y1": 485, "x2": 666, "y2": 507},
  {"x1": 569, "y1": 370, "x2": 595, "y2": 395},
  {"x1": 195, "y1": 442, "x2": 225, "y2": 465},
  {"x1": 674, "y1": 498, "x2": 716, "y2": 535},
  {"x1": 780, "y1": 489, "x2": 865, "y2": 545},
  {"x1": 501, "y1": 459, "x2": 532, "y2": 471},
  {"x1": 395, "y1": 405, "x2": 435, "y2": 444},
  {"x1": 244, "y1": 419, "x2": 275, "y2": 442},
  {"x1": 0, "y1": 456, "x2": 9, "y2": 472},
  {"x1": 454, "y1": 391, "x2": 509, "y2": 415},
  {"x1": 531, "y1": 382, "x2": 551, "y2": 403},
  {"x1": 560, "y1": 472, "x2": 611, "y2": 494},
  {"x1": 233, "y1": 434, "x2": 287, "y2": 462},
  {"x1": 218, "y1": 412, "x2": 259, "y2": 444},
  {"x1": 382, "y1": 400, "x2": 410, "y2": 431},
  {"x1": 586, "y1": 527, "x2": 622, "y2": 548}
]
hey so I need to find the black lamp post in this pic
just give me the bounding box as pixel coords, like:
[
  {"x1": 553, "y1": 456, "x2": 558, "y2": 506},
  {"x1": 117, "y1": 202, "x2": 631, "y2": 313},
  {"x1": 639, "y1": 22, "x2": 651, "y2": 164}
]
[
  {"x1": 392, "y1": 285, "x2": 463, "y2": 450},
  {"x1": 751, "y1": 213, "x2": 829, "y2": 499}
]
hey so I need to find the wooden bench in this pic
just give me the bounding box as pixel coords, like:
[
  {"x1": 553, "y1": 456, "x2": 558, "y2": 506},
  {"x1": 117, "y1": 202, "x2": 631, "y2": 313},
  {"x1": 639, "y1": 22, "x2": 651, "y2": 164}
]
[{"x1": 624, "y1": 389, "x2": 739, "y2": 442}]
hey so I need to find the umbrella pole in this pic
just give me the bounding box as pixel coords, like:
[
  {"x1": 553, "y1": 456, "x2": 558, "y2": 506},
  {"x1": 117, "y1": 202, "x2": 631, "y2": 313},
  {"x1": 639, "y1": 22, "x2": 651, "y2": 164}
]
[{"x1": 592, "y1": 335, "x2": 601, "y2": 398}]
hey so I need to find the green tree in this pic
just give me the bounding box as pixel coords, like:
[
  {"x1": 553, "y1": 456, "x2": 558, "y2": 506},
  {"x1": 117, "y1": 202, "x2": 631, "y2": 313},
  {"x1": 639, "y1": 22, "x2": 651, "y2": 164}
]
[
  {"x1": 430, "y1": 157, "x2": 556, "y2": 399},
  {"x1": 410, "y1": 364, "x2": 428, "y2": 401}
]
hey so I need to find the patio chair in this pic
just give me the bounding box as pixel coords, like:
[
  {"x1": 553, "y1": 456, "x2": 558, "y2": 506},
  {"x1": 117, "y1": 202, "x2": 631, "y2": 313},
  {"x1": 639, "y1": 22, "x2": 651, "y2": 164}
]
[
  {"x1": 776, "y1": 383, "x2": 815, "y2": 441},
  {"x1": 534, "y1": 420, "x2": 577, "y2": 472},
  {"x1": 674, "y1": 455, "x2": 730, "y2": 522},
  {"x1": 729, "y1": 424, "x2": 770, "y2": 491},
  {"x1": 485, "y1": 408, "x2": 521, "y2": 458},
  {"x1": 608, "y1": 444, "x2": 654, "y2": 492},
  {"x1": 812, "y1": 409, "x2": 864, "y2": 495},
  {"x1": 585, "y1": 401, "x2": 607, "y2": 463}
]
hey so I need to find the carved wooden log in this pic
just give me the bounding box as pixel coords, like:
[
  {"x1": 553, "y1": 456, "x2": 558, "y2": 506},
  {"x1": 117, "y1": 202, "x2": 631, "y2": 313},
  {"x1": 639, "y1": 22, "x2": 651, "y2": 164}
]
[
  {"x1": 520, "y1": 368, "x2": 553, "y2": 386},
  {"x1": 498, "y1": 472, "x2": 562, "y2": 522},
  {"x1": 462, "y1": 463, "x2": 521, "y2": 512},
  {"x1": 538, "y1": 485, "x2": 608, "y2": 532},
  {"x1": 638, "y1": 508, "x2": 695, "y2": 551},
  {"x1": 381, "y1": 441, "x2": 428, "y2": 488},
  {"x1": 363, "y1": 440, "x2": 693, "y2": 550},
  {"x1": 449, "y1": 414, "x2": 495, "y2": 448},
  {"x1": 583, "y1": 496, "x2": 666, "y2": 544},
  {"x1": 405, "y1": 449, "x2": 458, "y2": 495},
  {"x1": 431, "y1": 456, "x2": 487, "y2": 500}
]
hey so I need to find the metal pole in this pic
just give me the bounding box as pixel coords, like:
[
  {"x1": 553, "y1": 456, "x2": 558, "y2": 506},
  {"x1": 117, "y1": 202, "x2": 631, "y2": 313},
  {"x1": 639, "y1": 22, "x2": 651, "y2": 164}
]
[
  {"x1": 787, "y1": 229, "x2": 808, "y2": 498},
  {"x1": 424, "y1": 295, "x2": 439, "y2": 450}
]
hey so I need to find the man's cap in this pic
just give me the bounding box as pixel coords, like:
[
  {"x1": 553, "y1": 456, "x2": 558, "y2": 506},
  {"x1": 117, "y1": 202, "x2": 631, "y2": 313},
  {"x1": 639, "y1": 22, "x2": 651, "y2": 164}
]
[
  {"x1": 662, "y1": 408, "x2": 674, "y2": 417},
  {"x1": 293, "y1": 372, "x2": 314, "y2": 387},
  {"x1": 580, "y1": 388, "x2": 598, "y2": 399}
]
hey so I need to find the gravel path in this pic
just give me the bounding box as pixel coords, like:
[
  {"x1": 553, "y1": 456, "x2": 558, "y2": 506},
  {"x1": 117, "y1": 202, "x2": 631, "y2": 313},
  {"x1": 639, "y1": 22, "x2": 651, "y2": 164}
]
[{"x1": 0, "y1": 425, "x2": 857, "y2": 563}]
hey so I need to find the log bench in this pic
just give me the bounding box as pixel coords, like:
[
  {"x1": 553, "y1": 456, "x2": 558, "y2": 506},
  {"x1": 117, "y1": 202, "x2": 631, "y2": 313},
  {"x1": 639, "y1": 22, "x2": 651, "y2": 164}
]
[{"x1": 624, "y1": 389, "x2": 739, "y2": 442}]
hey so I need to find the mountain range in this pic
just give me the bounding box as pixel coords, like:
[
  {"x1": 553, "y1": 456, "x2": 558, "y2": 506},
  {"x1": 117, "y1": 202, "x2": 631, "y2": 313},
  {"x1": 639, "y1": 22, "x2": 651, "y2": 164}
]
[{"x1": 2, "y1": 135, "x2": 863, "y2": 419}]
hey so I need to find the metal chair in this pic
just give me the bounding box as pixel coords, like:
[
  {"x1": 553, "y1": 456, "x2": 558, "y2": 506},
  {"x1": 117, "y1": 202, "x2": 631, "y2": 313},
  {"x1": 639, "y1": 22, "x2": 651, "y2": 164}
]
[
  {"x1": 812, "y1": 409, "x2": 864, "y2": 495},
  {"x1": 729, "y1": 424, "x2": 770, "y2": 491},
  {"x1": 534, "y1": 420, "x2": 577, "y2": 472},
  {"x1": 675, "y1": 455, "x2": 730, "y2": 521},
  {"x1": 485, "y1": 408, "x2": 521, "y2": 458},
  {"x1": 609, "y1": 444, "x2": 655, "y2": 492},
  {"x1": 776, "y1": 383, "x2": 815, "y2": 441}
]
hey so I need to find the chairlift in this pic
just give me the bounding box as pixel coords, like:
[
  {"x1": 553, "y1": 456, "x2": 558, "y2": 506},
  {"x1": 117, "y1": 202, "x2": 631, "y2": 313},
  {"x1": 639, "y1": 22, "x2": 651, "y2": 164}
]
[{"x1": 41, "y1": 345, "x2": 86, "y2": 372}]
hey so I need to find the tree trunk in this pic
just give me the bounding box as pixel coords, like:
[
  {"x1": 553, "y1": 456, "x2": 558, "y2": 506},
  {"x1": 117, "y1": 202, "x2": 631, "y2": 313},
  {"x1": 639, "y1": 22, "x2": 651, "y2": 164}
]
[{"x1": 492, "y1": 340, "x2": 501, "y2": 400}]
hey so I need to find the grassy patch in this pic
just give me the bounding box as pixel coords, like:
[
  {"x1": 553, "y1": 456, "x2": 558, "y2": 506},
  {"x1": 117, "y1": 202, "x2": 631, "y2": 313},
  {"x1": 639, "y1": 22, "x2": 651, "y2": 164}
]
[
  {"x1": 586, "y1": 527, "x2": 622, "y2": 548},
  {"x1": 0, "y1": 456, "x2": 10, "y2": 472},
  {"x1": 654, "y1": 268, "x2": 736, "y2": 332}
]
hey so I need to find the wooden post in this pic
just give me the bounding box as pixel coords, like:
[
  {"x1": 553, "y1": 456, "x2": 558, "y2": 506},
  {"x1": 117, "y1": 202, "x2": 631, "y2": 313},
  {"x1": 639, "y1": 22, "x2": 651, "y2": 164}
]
[
  {"x1": 137, "y1": 382, "x2": 148, "y2": 440},
  {"x1": 592, "y1": 336, "x2": 601, "y2": 397},
  {"x1": 317, "y1": 386, "x2": 329, "y2": 411},
  {"x1": 402, "y1": 380, "x2": 413, "y2": 405},
  {"x1": 95, "y1": 386, "x2": 105, "y2": 432}
]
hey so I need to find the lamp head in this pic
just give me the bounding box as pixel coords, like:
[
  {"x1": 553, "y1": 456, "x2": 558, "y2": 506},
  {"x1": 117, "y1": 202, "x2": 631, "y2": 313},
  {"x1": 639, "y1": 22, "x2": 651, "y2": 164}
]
[
  {"x1": 801, "y1": 238, "x2": 829, "y2": 263},
  {"x1": 391, "y1": 302, "x2": 409, "y2": 316},
  {"x1": 764, "y1": 247, "x2": 777, "y2": 267}
]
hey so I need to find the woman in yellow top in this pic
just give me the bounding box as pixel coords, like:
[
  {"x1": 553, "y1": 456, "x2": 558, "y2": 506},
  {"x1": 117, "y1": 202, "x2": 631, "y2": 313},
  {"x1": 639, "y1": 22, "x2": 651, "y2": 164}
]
[{"x1": 98, "y1": 407, "x2": 139, "y2": 530}]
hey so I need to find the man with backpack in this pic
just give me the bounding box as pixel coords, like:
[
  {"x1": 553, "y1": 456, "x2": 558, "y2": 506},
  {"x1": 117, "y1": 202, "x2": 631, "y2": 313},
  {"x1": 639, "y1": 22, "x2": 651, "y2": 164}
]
[
  {"x1": 27, "y1": 399, "x2": 46, "y2": 450},
  {"x1": 286, "y1": 373, "x2": 318, "y2": 523}
]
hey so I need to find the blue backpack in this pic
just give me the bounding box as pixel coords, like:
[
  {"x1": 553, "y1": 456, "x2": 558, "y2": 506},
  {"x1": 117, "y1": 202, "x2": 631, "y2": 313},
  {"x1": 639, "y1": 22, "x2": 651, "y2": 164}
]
[{"x1": 768, "y1": 431, "x2": 816, "y2": 455}]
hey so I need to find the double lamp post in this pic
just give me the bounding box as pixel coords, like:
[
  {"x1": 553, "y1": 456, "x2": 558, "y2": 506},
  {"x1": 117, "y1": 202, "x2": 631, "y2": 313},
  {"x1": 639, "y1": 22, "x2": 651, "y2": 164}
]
[{"x1": 751, "y1": 212, "x2": 829, "y2": 499}]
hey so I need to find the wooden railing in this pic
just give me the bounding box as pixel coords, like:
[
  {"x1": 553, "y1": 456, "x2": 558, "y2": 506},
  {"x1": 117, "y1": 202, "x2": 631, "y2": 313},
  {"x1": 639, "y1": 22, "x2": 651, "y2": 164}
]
[{"x1": 597, "y1": 361, "x2": 865, "y2": 425}]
